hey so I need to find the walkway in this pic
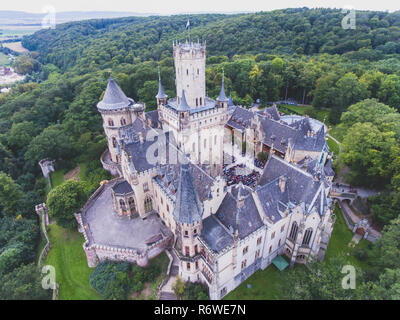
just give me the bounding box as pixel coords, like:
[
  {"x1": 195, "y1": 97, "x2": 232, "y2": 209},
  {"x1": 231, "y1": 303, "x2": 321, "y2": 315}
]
[{"x1": 158, "y1": 249, "x2": 179, "y2": 300}]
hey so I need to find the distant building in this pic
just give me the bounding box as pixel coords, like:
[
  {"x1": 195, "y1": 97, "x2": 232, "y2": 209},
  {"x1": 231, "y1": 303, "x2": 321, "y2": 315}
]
[{"x1": 77, "y1": 40, "x2": 335, "y2": 300}]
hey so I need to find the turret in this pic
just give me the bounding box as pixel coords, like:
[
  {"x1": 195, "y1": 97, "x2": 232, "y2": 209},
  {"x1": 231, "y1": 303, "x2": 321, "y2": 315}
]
[
  {"x1": 156, "y1": 68, "x2": 168, "y2": 107},
  {"x1": 216, "y1": 70, "x2": 228, "y2": 109}
]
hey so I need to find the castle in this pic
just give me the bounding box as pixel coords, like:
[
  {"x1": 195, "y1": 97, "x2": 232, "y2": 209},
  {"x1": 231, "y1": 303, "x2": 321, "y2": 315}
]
[{"x1": 76, "y1": 40, "x2": 335, "y2": 300}]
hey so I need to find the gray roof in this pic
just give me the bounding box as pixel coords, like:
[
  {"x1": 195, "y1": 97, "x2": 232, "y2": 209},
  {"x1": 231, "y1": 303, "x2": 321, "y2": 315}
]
[
  {"x1": 259, "y1": 105, "x2": 281, "y2": 121},
  {"x1": 216, "y1": 184, "x2": 264, "y2": 239},
  {"x1": 258, "y1": 155, "x2": 326, "y2": 215},
  {"x1": 228, "y1": 95, "x2": 234, "y2": 107},
  {"x1": 124, "y1": 131, "x2": 176, "y2": 173},
  {"x1": 200, "y1": 215, "x2": 234, "y2": 253},
  {"x1": 324, "y1": 158, "x2": 335, "y2": 177},
  {"x1": 97, "y1": 77, "x2": 134, "y2": 110},
  {"x1": 112, "y1": 180, "x2": 133, "y2": 194},
  {"x1": 292, "y1": 118, "x2": 326, "y2": 152},
  {"x1": 173, "y1": 163, "x2": 203, "y2": 224},
  {"x1": 256, "y1": 178, "x2": 288, "y2": 223},
  {"x1": 156, "y1": 78, "x2": 167, "y2": 99},
  {"x1": 176, "y1": 89, "x2": 190, "y2": 112},
  {"x1": 217, "y1": 79, "x2": 228, "y2": 102},
  {"x1": 227, "y1": 106, "x2": 254, "y2": 132},
  {"x1": 259, "y1": 117, "x2": 298, "y2": 154},
  {"x1": 145, "y1": 110, "x2": 162, "y2": 129}
]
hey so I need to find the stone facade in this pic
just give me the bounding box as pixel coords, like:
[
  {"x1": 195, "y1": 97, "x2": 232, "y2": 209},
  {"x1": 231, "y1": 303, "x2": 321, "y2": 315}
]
[{"x1": 87, "y1": 41, "x2": 336, "y2": 300}]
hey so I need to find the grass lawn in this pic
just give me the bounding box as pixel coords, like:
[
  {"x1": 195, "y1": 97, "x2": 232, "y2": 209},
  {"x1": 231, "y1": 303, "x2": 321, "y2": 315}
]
[
  {"x1": 45, "y1": 224, "x2": 102, "y2": 300},
  {"x1": 277, "y1": 104, "x2": 330, "y2": 124},
  {"x1": 327, "y1": 136, "x2": 340, "y2": 155},
  {"x1": 50, "y1": 169, "x2": 66, "y2": 188}
]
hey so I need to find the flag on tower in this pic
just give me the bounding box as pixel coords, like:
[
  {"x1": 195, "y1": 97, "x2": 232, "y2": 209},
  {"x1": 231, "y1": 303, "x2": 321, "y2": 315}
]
[{"x1": 186, "y1": 19, "x2": 190, "y2": 29}]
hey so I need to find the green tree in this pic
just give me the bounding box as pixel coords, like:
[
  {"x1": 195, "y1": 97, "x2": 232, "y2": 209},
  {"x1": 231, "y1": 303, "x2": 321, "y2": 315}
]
[
  {"x1": 46, "y1": 180, "x2": 88, "y2": 228},
  {"x1": 172, "y1": 276, "x2": 185, "y2": 299},
  {"x1": 0, "y1": 172, "x2": 23, "y2": 217}
]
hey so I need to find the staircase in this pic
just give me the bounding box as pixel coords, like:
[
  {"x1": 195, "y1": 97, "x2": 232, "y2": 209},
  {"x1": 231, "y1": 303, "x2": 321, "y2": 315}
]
[{"x1": 158, "y1": 249, "x2": 180, "y2": 300}]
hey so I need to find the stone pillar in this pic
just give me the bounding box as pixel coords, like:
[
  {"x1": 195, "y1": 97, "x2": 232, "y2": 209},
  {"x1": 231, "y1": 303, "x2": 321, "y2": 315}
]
[{"x1": 84, "y1": 245, "x2": 98, "y2": 268}]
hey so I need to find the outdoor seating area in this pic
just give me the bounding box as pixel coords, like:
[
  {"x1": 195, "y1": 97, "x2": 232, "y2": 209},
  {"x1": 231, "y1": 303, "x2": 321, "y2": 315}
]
[{"x1": 223, "y1": 163, "x2": 261, "y2": 187}]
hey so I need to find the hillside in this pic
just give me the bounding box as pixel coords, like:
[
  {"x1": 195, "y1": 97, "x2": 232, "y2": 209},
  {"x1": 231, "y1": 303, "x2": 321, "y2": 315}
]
[{"x1": 22, "y1": 8, "x2": 400, "y2": 72}]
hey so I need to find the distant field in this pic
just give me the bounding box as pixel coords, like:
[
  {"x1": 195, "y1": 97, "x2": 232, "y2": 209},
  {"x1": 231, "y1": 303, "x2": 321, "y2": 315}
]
[
  {"x1": 0, "y1": 52, "x2": 11, "y2": 65},
  {"x1": 2, "y1": 41, "x2": 29, "y2": 53},
  {"x1": 0, "y1": 27, "x2": 39, "y2": 37}
]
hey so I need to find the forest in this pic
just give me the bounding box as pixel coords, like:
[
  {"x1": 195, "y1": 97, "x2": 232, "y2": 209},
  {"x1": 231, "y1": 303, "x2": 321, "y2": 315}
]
[{"x1": 1, "y1": 7, "x2": 400, "y2": 299}]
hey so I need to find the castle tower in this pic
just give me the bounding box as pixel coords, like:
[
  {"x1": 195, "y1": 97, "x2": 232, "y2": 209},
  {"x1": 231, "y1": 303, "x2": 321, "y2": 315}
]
[
  {"x1": 97, "y1": 77, "x2": 143, "y2": 164},
  {"x1": 173, "y1": 40, "x2": 206, "y2": 108},
  {"x1": 173, "y1": 163, "x2": 203, "y2": 280},
  {"x1": 156, "y1": 69, "x2": 168, "y2": 107}
]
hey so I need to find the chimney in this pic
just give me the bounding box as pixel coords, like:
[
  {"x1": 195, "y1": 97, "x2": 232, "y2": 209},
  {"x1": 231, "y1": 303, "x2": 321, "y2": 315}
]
[{"x1": 279, "y1": 175, "x2": 287, "y2": 193}]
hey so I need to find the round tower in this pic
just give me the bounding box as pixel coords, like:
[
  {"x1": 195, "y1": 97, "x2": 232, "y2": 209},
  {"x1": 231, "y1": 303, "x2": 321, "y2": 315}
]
[{"x1": 97, "y1": 77, "x2": 135, "y2": 164}]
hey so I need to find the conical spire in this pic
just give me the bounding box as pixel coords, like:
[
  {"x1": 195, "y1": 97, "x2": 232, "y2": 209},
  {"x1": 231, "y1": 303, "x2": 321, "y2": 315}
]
[
  {"x1": 217, "y1": 69, "x2": 228, "y2": 102},
  {"x1": 156, "y1": 67, "x2": 167, "y2": 99},
  {"x1": 228, "y1": 95, "x2": 234, "y2": 107},
  {"x1": 177, "y1": 89, "x2": 190, "y2": 111},
  {"x1": 173, "y1": 163, "x2": 203, "y2": 224},
  {"x1": 97, "y1": 76, "x2": 133, "y2": 110}
]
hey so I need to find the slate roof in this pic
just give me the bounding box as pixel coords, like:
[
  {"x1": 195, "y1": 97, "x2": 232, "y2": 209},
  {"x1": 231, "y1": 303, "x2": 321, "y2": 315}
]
[
  {"x1": 215, "y1": 184, "x2": 264, "y2": 239},
  {"x1": 324, "y1": 158, "x2": 335, "y2": 177},
  {"x1": 217, "y1": 79, "x2": 228, "y2": 102},
  {"x1": 259, "y1": 117, "x2": 298, "y2": 154},
  {"x1": 97, "y1": 77, "x2": 134, "y2": 110},
  {"x1": 256, "y1": 178, "x2": 288, "y2": 223},
  {"x1": 173, "y1": 163, "x2": 203, "y2": 224},
  {"x1": 263, "y1": 105, "x2": 281, "y2": 121},
  {"x1": 227, "y1": 106, "x2": 254, "y2": 132},
  {"x1": 156, "y1": 78, "x2": 167, "y2": 99},
  {"x1": 228, "y1": 95, "x2": 234, "y2": 107},
  {"x1": 124, "y1": 131, "x2": 176, "y2": 172},
  {"x1": 118, "y1": 118, "x2": 148, "y2": 144},
  {"x1": 145, "y1": 110, "x2": 162, "y2": 129},
  {"x1": 258, "y1": 155, "x2": 326, "y2": 215},
  {"x1": 292, "y1": 119, "x2": 326, "y2": 152},
  {"x1": 112, "y1": 180, "x2": 133, "y2": 194},
  {"x1": 200, "y1": 215, "x2": 234, "y2": 253},
  {"x1": 176, "y1": 89, "x2": 190, "y2": 112}
]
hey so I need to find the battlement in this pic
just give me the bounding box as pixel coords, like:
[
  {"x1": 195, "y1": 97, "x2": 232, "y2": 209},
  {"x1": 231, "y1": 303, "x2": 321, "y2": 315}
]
[{"x1": 173, "y1": 40, "x2": 206, "y2": 57}]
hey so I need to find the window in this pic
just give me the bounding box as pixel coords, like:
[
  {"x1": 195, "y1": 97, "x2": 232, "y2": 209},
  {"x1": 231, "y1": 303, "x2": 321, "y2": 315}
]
[
  {"x1": 120, "y1": 118, "x2": 126, "y2": 126},
  {"x1": 143, "y1": 182, "x2": 149, "y2": 192},
  {"x1": 241, "y1": 260, "x2": 247, "y2": 270},
  {"x1": 195, "y1": 261, "x2": 199, "y2": 270},
  {"x1": 200, "y1": 97, "x2": 202, "y2": 105},
  {"x1": 144, "y1": 197, "x2": 153, "y2": 213},
  {"x1": 108, "y1": 119, "x2": 114, "y2": 126},
  {"x1": 167, "y1": 204, "x2": 169, "y2": 213},
  {"x1": 112, "y1": 137, "x2": 117, "y2": 148},
  {"x1": 119, "y1": 199, "x2": 126, "y2": 210},
  {"x1": 243, "y1": 246, "x2": 248, "y2": 255},
  {"x1": 214, "y1": 135, "x2": 217, "y2": 145},
  {"x1": 302, "y1": 228, "x2": 313, "y2": 247},
  {"x1": 257, "y1": 237, "x2": 262, "y2": 245},
  {"x1": 271, "y1": 232, "x2": 275, "y2": 239},
  {"x1": 195, "y1": 245, "x2": 198, "y2": 254},
  {"x1": 128, "y1": 197, "x2": 136, "y2": 213},
  {"x1": 204, "y1": 139, "x2": 207, "y2": 149},
  {"x1": 255, "y1": 249, "x2": 260, "y2": 259},
  {"x1": 186, "y1": 69, "x2": 189, "y2": 75},
  {"x1": 269, "y1": 245, "x2": 272, "y2": 253},
  {"x1": 196, "y1": 98, "x2": 198, "y2": 106},
  {"x1": 185, "y1": 246, "x2": 190, "y2": 256},
  {"x1": 278, "y1": 239, "x2": 281, "y2": 246},
  {"x1": 187, "y1": 262, "x2": 190, "y2": 270},
  {"x1": 184, "y1": 230, "x2": 189, "y2": 237},
  {"x1": 220, "y1": 287, "x2": 227, "y2": 297},
  {"x1": 197, "y1": 68, "x2": 199, "y2": 75},
  {"x1": 192, "y1": 142, "x2": 195, "y2": 153},
  {"x1": 193, "y1": 229, "x2": 197, "y2": 235},
  {"x1": 289, "y1": 222, "x2": 298, "y2": 241}
]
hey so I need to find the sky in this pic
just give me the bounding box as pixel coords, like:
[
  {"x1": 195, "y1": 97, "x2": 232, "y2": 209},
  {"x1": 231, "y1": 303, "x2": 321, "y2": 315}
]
[{"x1": 0, "y1": 0, "x2": 399, "y2": 14}]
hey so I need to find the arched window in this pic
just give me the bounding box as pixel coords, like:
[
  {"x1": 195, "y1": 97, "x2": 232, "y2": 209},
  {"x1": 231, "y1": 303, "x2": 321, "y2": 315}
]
[
  {"x1": 302, "y1": 228, "x2": 313, "y2": 247},
  {"x1": 192, "y1": 142, "x2": 195, "y2": 153},
  {"x1": 108, "y1": 119, "x2": 114, "y2": 126},
  {"x1": 112, "y1": 137, "x2": 117, "y2": 148},
  {"x1": 186, "y1": 69, "x2": 189, "y2": 75},
  {"x1": 120, "y1": 118, "x2": 126, "y2": 126},
  {"x1": 119, "y1": 199, "x2": 126, "y2": 210},
  {"x1": 196, "y1": 98, "x2": 198, "y2": 106},
  {"x1": 144, "y1": 197, "x2": 153, "y2": 213},
  {"x1": 204, "y1": 139, "x2": 206, "y2": 149},
  {"x1": 128, "y1": 197, "x2": 136, "y2": 213},
  {"x1": 289, "y1": 221, "x2": 298, "y2": 241}
]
